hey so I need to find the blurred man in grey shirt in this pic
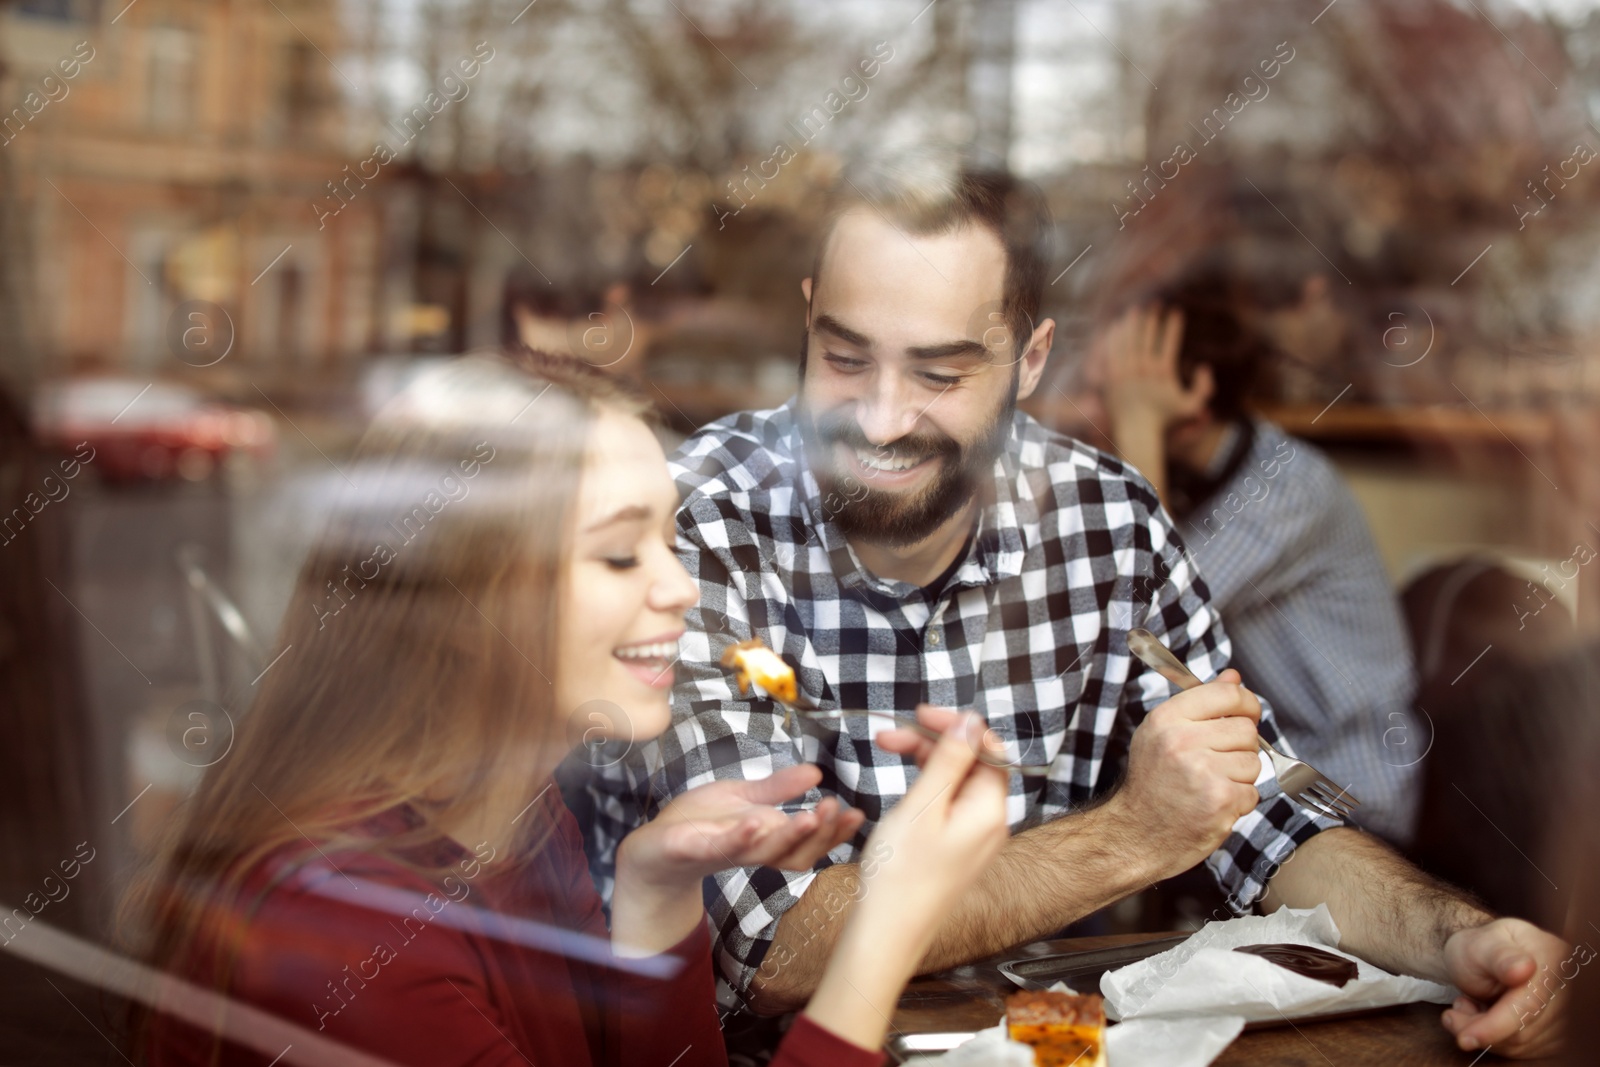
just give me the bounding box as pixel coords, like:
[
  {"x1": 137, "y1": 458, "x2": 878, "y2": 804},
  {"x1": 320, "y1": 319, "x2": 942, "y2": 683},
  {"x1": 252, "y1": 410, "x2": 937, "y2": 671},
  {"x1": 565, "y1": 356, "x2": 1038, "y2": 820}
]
[{"x1": 1090, "y1": 270, "x2": 1420, "y2": 844}]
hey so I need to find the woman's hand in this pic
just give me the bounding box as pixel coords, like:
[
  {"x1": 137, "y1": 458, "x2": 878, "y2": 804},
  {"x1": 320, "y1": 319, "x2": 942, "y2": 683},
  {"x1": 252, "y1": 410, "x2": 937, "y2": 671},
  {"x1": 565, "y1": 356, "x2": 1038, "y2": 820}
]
[
  {"x1": 611, "y1": 765, "x2": 863, "y2": 957},
  {"x1": 623, "y1": 764, "x2": 863, "y2": 884},
  {"x1": 858, "y1": 707, "x2": 1011, "y2": 944},
  {"x1": 1089, "y1": 303, "x2": 1204, "y2": 506},
  {"x1": 802, "y1": 707, "x2": 1009, "y2": 1050}
]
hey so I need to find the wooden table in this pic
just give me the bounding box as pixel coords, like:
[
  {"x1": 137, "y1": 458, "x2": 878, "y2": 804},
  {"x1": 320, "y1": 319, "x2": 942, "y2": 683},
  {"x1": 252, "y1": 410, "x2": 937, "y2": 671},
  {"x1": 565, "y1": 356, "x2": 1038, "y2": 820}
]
[{"x1": 891, "y1": 932, "x2": 1551, "y2": 1065}]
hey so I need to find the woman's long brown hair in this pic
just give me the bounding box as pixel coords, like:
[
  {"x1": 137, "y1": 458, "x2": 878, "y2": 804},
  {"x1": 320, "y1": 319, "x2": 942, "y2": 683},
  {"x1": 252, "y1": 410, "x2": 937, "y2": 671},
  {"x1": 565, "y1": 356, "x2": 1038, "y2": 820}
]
[{"x1": 120, "y1": 348, "x2": 649, "y2": 1060}]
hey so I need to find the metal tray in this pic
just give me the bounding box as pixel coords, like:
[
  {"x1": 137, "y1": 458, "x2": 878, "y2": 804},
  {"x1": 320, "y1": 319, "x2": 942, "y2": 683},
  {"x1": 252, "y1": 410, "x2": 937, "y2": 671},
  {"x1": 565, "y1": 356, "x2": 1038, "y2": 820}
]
[
  {"x1": 886, "y1": 1031, "x2": 981, "y2": 1063},
  {"x1": 997, "y1": 934, "x2": 1192, "y2": 993}
]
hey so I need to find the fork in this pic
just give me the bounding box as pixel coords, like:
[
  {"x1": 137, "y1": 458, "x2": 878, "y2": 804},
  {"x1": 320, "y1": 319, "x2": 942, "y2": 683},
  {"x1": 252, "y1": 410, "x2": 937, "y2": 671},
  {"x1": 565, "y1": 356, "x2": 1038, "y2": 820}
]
[
  {"x1": 1125, "y1": 628, "x2": 1359, "y2": 822},
  {"x1": 774, "y1": 695, "x2": 1055, "y2": 777}
]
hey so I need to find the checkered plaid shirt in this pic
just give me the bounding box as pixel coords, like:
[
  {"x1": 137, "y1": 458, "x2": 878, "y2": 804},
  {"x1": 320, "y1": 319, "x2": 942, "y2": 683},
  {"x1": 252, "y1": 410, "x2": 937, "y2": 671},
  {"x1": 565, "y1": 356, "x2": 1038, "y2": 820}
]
[{"x1": 579, "y1": 401, "x2": 1338, "y2": 996}]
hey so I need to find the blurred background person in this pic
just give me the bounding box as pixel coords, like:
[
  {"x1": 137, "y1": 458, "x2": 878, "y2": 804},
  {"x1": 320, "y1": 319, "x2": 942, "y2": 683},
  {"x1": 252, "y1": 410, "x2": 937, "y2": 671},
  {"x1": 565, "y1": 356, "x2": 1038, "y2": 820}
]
[{"x1": 1087, "y1": 267, "x2": 1421, "y2": 846}]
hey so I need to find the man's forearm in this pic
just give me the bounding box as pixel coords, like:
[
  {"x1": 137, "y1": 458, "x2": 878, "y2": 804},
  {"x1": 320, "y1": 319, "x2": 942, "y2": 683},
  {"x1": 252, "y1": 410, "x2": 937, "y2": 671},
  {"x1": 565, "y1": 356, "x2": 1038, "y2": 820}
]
[
  {"x1": 1262, "y1": 826, "x2": 1493, "y2": 983},
  {"x1": 747, "y1": 803, "x2": 1161, "y2": 1013}
]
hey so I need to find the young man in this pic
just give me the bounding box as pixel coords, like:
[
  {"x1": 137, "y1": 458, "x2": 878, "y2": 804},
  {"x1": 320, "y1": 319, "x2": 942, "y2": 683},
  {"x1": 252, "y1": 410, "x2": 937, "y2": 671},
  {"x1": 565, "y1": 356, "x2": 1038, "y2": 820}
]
[
  {"x1": 582, "y1": 155, "x2": 1567, "y2": 1058},
  {"x1": 1089, "y1": 273, "x2": 1422, "y2": 845}
]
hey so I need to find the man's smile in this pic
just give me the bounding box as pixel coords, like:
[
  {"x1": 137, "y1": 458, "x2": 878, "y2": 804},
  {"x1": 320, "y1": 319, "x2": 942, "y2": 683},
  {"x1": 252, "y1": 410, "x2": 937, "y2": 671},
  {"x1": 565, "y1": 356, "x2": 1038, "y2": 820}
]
[{"x1": 837, "y1": 441, "x2": 940, "y2": 487}]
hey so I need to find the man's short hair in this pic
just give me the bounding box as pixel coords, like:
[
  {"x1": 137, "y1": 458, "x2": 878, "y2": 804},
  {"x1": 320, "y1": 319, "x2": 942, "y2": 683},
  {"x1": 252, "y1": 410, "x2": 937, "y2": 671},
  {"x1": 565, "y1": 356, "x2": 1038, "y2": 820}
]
[{"x1": 811, "y1": 148, "x2": 1053, "y2": 360}]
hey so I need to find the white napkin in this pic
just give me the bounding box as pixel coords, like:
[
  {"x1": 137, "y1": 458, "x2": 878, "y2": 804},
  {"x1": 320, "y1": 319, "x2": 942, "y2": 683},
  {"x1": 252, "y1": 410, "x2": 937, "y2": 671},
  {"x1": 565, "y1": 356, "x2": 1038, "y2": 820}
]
[
  {"x1": 917, "y1": 1016, "x2": 1245, "y2": 1067},
  {"x1": 1101, "y1": 904, "x2": 1455, "y2": 1024},
  {"x1": 919, "y1": 1025, "x2": 1030, "y2": 1067},
  {"x1": 1106, "y1": 1015, "x2": 1246, "y2": 1067}
]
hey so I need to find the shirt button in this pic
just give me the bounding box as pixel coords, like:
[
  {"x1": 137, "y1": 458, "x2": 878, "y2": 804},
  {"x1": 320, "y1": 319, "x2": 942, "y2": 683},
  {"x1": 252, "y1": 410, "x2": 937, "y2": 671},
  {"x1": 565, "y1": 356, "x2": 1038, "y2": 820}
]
[{"x1": 928, "y1": 630, "x2": 942, "y2": 646}]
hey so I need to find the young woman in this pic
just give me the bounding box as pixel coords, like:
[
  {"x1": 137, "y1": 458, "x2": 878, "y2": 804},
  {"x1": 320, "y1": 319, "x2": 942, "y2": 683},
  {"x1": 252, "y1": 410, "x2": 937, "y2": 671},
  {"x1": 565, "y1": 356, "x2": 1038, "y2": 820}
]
[{"x1": 125, "y1": 349, "x2": 1009, "y2": 1067}]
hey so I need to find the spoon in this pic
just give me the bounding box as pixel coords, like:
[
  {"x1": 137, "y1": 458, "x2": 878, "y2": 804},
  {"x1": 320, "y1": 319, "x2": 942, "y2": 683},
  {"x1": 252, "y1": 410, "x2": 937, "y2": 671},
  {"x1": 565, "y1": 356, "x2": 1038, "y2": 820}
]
[{"x1": 778, "y1": 696, "x2": 1055, "y2": 777}]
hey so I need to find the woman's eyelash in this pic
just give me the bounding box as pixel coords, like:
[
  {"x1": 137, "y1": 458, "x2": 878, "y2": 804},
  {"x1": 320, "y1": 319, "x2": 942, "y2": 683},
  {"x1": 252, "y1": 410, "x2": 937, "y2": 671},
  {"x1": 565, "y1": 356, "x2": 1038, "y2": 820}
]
[{"x1": 604, "y1": 556, "x2": 640, "y2": 571}]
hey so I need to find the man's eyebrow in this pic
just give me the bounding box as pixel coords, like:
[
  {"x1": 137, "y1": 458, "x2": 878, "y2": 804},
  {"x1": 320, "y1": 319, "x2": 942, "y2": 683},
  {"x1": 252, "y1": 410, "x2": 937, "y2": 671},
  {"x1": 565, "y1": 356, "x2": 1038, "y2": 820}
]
[
  {"x1": 906, "y1": 338, "x2": 989, "y2": 361},
  {"x1": 813, "y1": 313, "x2": 872, "y2": 348},
  {"x1": 584, "y1": 504, "x2": 651, "y2": 532},
  {"x1": 815, "y1": 313, "x2": 989, "y2": 361}
]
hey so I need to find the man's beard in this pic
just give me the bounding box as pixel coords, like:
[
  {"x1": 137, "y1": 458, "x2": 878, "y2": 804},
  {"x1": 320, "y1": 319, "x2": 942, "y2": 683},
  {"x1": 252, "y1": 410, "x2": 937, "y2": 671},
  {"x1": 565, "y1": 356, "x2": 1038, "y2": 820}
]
[{"x1": 800, "y1": 370, "x2": 1018, "y2": 549}]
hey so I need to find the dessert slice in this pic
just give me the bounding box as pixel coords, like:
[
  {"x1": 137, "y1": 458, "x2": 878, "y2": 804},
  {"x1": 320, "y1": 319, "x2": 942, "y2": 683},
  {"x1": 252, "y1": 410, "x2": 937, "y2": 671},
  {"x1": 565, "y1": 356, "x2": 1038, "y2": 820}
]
[
  {"x1": 720, "y1": 638, "x2": 799, "y2": 705},
  {"x1": 1005, "y1": 989, "x2": 1107, "y2": 1067}
]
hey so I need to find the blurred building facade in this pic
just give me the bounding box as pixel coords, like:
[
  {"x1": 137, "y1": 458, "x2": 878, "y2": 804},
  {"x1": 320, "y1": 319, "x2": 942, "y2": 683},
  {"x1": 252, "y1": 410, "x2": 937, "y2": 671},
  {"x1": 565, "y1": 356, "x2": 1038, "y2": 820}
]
[{"x1": 0, "y1": 0, "x2": 384, "y2": 388}]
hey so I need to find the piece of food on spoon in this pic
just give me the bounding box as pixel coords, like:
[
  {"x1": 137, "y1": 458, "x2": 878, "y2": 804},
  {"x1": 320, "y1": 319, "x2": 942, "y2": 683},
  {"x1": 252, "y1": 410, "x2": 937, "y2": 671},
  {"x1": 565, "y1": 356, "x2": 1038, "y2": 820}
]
[
  {"x1": 1005, "y1": 989, "x2": 1107, "y2": 1067},
  {"x1": 720, "y1": 638, "x2": 799, "y2": 704}
]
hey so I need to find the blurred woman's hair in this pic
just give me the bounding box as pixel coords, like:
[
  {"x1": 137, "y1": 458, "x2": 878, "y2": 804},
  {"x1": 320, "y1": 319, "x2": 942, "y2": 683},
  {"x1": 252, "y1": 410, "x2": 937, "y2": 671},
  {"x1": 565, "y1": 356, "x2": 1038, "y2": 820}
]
[
  {"x1": 1152, "y1": 265, "x2": 1280, "y2": 422},
  {"x1": 119, "y1": 348, "x2": 650, "y2": 1053}
]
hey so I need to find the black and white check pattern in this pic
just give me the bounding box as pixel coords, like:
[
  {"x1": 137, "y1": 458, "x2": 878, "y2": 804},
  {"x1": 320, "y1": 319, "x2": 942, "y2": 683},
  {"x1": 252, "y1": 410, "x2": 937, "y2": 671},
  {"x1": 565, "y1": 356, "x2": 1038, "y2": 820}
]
[{"x1": 580, "y1": 401, "x2": 1338, "y2": 995}]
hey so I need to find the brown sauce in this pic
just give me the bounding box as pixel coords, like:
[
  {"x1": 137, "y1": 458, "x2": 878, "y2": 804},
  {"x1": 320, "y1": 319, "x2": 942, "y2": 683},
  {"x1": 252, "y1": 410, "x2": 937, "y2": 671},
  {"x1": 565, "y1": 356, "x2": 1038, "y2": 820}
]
[{"x1": 1233, "y1": 943, "x2": 1359, "y2": 987}]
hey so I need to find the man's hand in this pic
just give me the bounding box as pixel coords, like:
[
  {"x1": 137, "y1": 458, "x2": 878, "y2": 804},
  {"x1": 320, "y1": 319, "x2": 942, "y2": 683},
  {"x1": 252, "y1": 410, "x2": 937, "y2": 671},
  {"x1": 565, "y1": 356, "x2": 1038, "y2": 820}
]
[
  {"x1": 1105, "y1": 667, "x2": 1262, "y2": 878},
  {"x1": 1096, "y1": 304, "x2": 1208, "y2": 432},
  {"x1": 1441, "y1": 918, "x2": 1574, "y2": 1058},
  {"x1": 1265, "y1": 830, "x2": 1572, "y2": 1060}
]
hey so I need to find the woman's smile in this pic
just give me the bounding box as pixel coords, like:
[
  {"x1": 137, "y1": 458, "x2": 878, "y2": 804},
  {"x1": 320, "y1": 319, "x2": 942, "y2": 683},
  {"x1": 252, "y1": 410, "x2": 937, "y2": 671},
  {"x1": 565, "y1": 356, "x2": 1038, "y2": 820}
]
[{"x1": 613, "y1": 631, "x2": 682, "y2": 690}]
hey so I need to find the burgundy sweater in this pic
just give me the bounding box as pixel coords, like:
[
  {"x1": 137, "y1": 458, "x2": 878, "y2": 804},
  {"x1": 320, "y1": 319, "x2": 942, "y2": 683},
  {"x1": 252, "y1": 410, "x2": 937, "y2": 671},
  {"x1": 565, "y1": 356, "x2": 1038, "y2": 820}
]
[{"x1": 146, "y1": 796, "x2": 882, "y2": 1067}]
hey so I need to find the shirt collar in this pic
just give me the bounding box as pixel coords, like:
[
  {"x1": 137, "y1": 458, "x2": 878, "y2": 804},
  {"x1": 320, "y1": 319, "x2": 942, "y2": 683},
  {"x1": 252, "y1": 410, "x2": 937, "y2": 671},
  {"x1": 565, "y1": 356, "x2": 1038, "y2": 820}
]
[
  {"x1": 1202, "y1": 422, "x2": 1244, "y2": 479},
  {"x1": 782, "y1": 400, "x2": 1034, "y2": 596}
]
